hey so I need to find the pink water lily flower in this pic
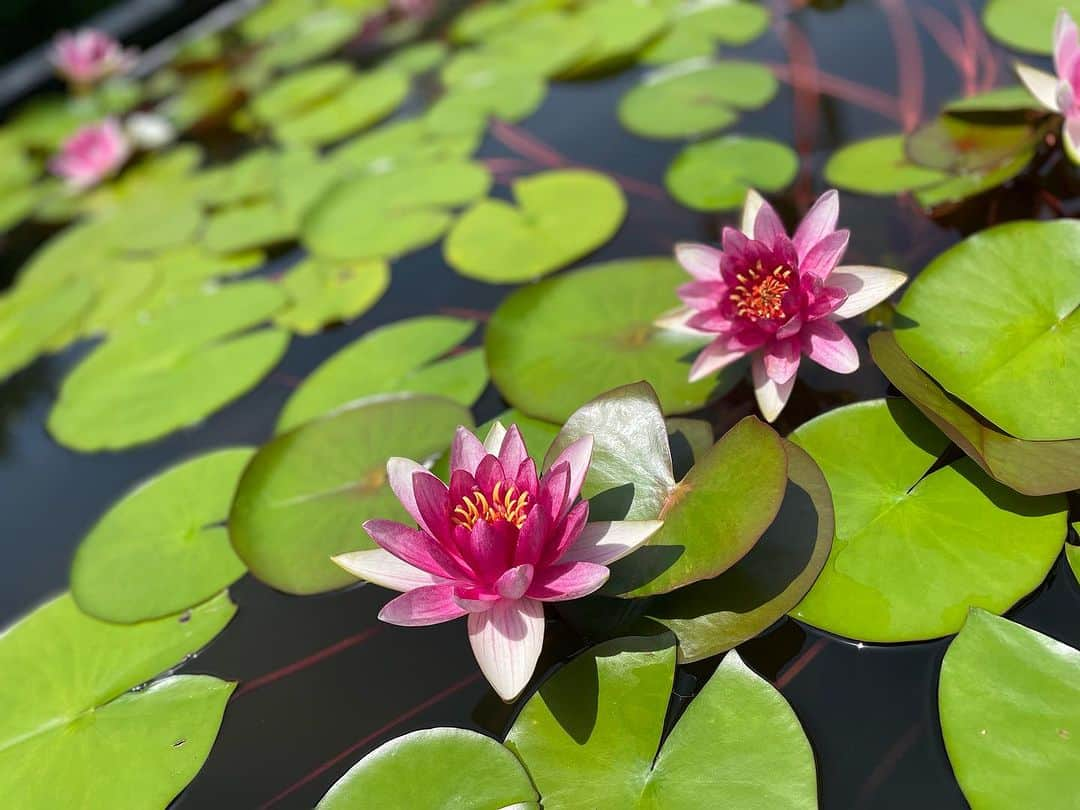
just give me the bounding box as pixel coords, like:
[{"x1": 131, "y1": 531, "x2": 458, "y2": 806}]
[
  {"x1": 50, "y1": 29, "x2": 136, "y2": 87},
  {"x1": 658, "y1": 189, "x2": 907, "y2": 421},
  {"x1": 50, "y1": 119, "x2": 131, "y2": 190},
  {"x1": 1016, "y1": 10, "x2": 1080, "y2": 162},
  {"x1": 333, "y1": 423, "x2": 663, "y2": 701}
]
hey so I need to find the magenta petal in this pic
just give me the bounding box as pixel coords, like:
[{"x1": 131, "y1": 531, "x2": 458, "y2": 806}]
[
  {"x1": 678, "y1": 280, "x2": 728, "y2": 311},
  {"x1": 800, "y1": 229, "x2": 849, "y2": 279},
  {"x1": 468, "y1": 598, "x2": 545, "y2": 701},
  {"x1": 545, "y1": 500, "x2": 590, "y2": 564},
  {"x1": 536, "y1": 463, "x2": 570, "y2": 526},
  {"x1": 1055, "y1": 10, "x2": 1080, "y2": 80},
  {"x1": 498, "y1": 425, "x2": 529, "y2": 476},
  {"x1": 514, "y1": 502, "x2": 550, "y2": 567},
  {"x1": 450, "y1": 425, "x2": 487, "y2": 475},
  {"x1": 474, "y1": 455, "x2": 506, "y2": 493},
  {"x1": 763, "y1": 338, "x2": 801, "y2": 385},
  {"x1": 379, "y1": 584, "x2": 468, "y2": 626},
  {"x1": 460, "y1": 520, "x2": 513, "y2": 582},
  {"x1": 527, "y1": 561, "x2": 610, "y2": 602},
  {"x1": 792, "y1": 190, "x2": 840, "y2": 262},
  {"x1": 803, "y1": 319, "x2": 859, "y2": 374},
  {"x1": 688, "y1": 339, "x2": 748, "y2": 382},
  {"x1": 496, "y1": 564, "x2": 535, "y2": 599},
  {"x1": 452, "y1": 585, "x2": 499, "y2": 613},
  {"x1": 515, "y1": 458, "x2": 539, "y2": 498},
  {"x1": 721, "y1": 226, "x2": 750, "y2": 256},
  {"x1": 546, "y1": 435, "x2": 592, "y2": 508},
  {"x1": 364, "y1": 519, "x2": 466, "y2": 579},
  {"x1": 412, "y1": 471, "x2": 451, "y2": 542},
  {"x1": 807, "y1": 285, "x2": 847, "y2": 319},
  {"x1": 775, "y1": 314, "x2": 803, "y2": 340},
  {"x1": 752, "y1": 198, "x2": 787, "y2": 247},
  {"x1": 387, "y1": 458, "x2": 434, "y2": 534}
]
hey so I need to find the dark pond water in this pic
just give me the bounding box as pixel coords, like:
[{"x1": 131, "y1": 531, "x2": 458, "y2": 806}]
[{"x1": 0, "y1": 0, "x2": 1077, "y2": 807}]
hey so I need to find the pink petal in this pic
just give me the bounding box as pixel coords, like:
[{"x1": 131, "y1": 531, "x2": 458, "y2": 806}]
[
  {"x1": 722, "y1": 225, "x2": 750, "y2": 255},
  {"x1": 752, "y1": 354, "x2": 796, "y2": 422},
  {"x1": 807, "y1": 285, "x2": 848, "y2": 320},
  {"x1": 560, "y1": 520, "x2": 664, "y2": 565},
  {"x1": 827, "y1": 265, "x2": 907, "y2": 319},
  {"x1": 803, "y1": 319, "x2": 860, "y2": 374},
  {"x1": 686, "y1": 309, "x2": 736, "y2": 333},
  {"x1": 1055, "y1": 10, "x2": 1080, "y2": 79},
  {"x1": 741, "y1": 189, "x2": 766, "y2": 236},
  {"x1": 387, "y1": 458, "x2": 436, "y2": 534},
  {"x1": 379, "y1": 584, "x2": 468, "y2": 626},
  {"x1": 674, "y1": 242, "x2": 723, "y2": 280},
  {"x1": 331, "y1": 548, "x2": 444, "y2": 591},
  {"x1": 513, "y1": 500, "x2": 551, "y2": 567},
  {"x1": 1064, "y1": 116, "x2": 1080, "y2": 164},
  {"x1": 543, "y1": 500, "x2": 590, "y2": 564},
  {"x1": 468, "y1": 598, "x2": 545, "y2": 701},
  {"x1": 450, "y1": 426, "x2": 487, "y2": 475},
  {"x1": 527, "y1": 561, "x2": 610, "y2": 601},
  {"x1": 792, "y1": 190, "x2": 840, "y2": 262},
  {"x1": 412, "y1": 470, "x2": 451, "y2": 541},
  {"x1": 799, "y1": 229, "x2": 849, "y2": 279},
  {"x1": 688, "y1": 339, "x2": 749, "y2": 382},
  {"x1": 776, "y1": 314, "x2": 803, "y2": 340},
  {"x1": 363, "y1": 519, "x2": 467, "y2": 580},
  {"x1": 678, "y1": 280, "x2": 727, "y2": 311},
  {"x1": 514, "y1": 458, "x2": 539, "y2": 497},
  {"x1": 752, "y1": 198, "x2": 787, "y2": 247},
  {"x1": 457, "y1": 520, "x2": 513, "y2": 582},
  {"x1": 1015, "y1": 63, "x2": 1063, "y2": 111},
  {"x1": 498, "y1": 425, "x2": 529, "y2": 475},
  {"x1": 496, "y1": 564, "x2": 535, "y2": 599},
  {"x1": 452, "y1": 585, "x2": 499, "y2": 613},
  {"x1": 545, "y1": 435, "x2": 592, "y2": 507},
  {"x1": 536, "y1": 463, "x2": 569, "y2": 525},
  {"x1": 473, "y1": 455, "x2": 506, "y2": 493},
  {"x1": 483, "y1": 421, "x2": 507, "y2": 454},
  {"x1": 763, "y1": 338, "x2": 801, "y2": 385}
]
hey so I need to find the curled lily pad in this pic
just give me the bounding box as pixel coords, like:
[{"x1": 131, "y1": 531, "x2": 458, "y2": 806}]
[
  {"x1": 982, "y1": 0, "x2": 1080, "y2": 55},
  {"x1": 485, "y1": 257, "x2": 735, "y2": 422},
  {"x1": 0, "y1": 279, "x2": 94, "y2": 382},
  {"x1": 317, "y1": 729, "x2": 539, "y2": 809},
  {"x1": 940, "y1": 610, "x2": 1080, "y2": 808},
  {"x1": 276, "y1": 316, "x2": 487, "y2": 432},
  {"x1": 790, "y1": 399, "x2": 1067, "y2": 643},
  {"x1": 445, "y1": 169, "x2": 626, "y2": 282},
  {"x1": 71, "y1": 448, "x2": 253, "y2": 623},
  {"x1": 619, "y1": 60, "x2": 778, "y2": 140},
  {"x1": 945, "y1": 86, "x2": 1043, "y2": 114},
  {"x1": 905, "y1": 116, "x2": 1040, "y2": 172},
  {"x1": 506, "y1": 636, "x2": 817, "y2": 809},
  {"x1": 824, "y1": 134, "x2": 947, "y2": 195},
  {"x1": 665, "y1": 136, "x2": 798, "y2": 211},
  {"x1": 230, "y1": 394, "x2": 473, "y2": 594},
  {"x1": 274, "y1": 257, "x2": 389, "y2": 335}
]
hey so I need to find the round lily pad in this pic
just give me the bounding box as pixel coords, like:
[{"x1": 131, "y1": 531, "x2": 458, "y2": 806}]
[
  {"x1": 431, "y1": 55, "x2": 547, "y2": 125},
  {"x1": 272, "y1": 70, "x2": 410, "y2": 147},
  {"x1": 485, "y1": 257, "x2": 736, "y2": 422},
  {"x1": 790, "y1": 399, "x2": 1067, "y2": 642},
  {"x1": 983, "y1": 0, "x2": 1080, "y2": 55},
  {"x1": 0, "y1": 279, "x2": 93, "y2": 382},
  {"x1": 895, "y1": 220, "x2": 1080, "y2": 441},
  {"x1": 274, "y1": 257, "x2": 389, "y2": 335},
  {"x1": 277, "y1": 315, "x2": 487, "y2": 432},
  {"x1": 558, "y1": 0, "x2": 669, "y2": 78},
  {"x1": 665, "y1": 136, "x2": 798, "y2": 211},
  {"x1": 940, "y1": 610, "x2": 1080, "y2": 808},
  {"x1": 317, "y1": 729, "x2": 539, "y2": 809},
  {"x1": 382, "y1": 41, "x2": 448, "y2": 75},
  {"x1": 824, "y1": 134, "x2": 948, "y2": 195},
  {"x1": 230, "y1": 393, "x2": 473, "y2": 595},
  {"x1": 251, "y1": 62, "x2": 354, "y2": 122},
  {"x1": 71, "y1": 448, "x2": 254, "y2": 623},
  {"x1": 618, "y1": 61, "x2": 778, "y2": 140},
  {"x1": 641, "y1": 2, "x2": 771, "y2": 64},
  {"x1": 445, "y1": 169, "x2": 626, "y2": 282}
]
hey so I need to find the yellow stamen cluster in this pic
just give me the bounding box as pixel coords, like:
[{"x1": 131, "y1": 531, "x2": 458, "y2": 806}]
[
  {"x1": 452, "y1": 481, "x2": 530, "y2": 530},
  {"x1": 730, "y1": 261, "x2": 793, "y2": 321}
]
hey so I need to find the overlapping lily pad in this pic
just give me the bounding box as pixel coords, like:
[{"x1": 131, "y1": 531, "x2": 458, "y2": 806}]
[
  {"x1": 982, "y1": 0, "x2": 1080, "y2": 55},
  {"x1": 506, "y1": 636, "x2": 817, "y2": 809},
  {"x1": 939, "y1": 610, "x2": 1080, "y2": 808},
  {"x1": 485, "y1": 258, "x2": 735, "y2": 422},
  {"x1": 445, "y1": 169, "x2": 626, "y2": 282},
  {"x1": 641, "y1": 0, "x2": 771, "y2": 65},
  {"x1": 274, "y1": 257, "x2": 389, "y2": 335},
  {"x1": 230, "y1": 394, "x2": 473, "y2": 594},
  {"x1": 71, "y1": 448, "x2": 254, "y2": 623},
  {"x1": 789, "y1": 399, "x2": 1066, "y2": 642},
  {"x1": 665, "y1": 136, "x2": 798, "y2": 211},
  {"x1": 464, "y1": 13, "x2": 593, "y2": 76},
  {"x1": 276, "y1": 316, "x2": 487, "y2": 432},
  {"x1": 331, "y1": 116, "x2": 482, "y2": 174},
  {"x1": 431, "y1": 54, "x2": 547, "y2": 125},
  {"x1": 558, "y1": 0, "x2": 669, "y2": 78},
  {"x1": 824, "y1": 134, "x2": 948, "y2": 195},
  {"x1": 0, "y1": 279, "x2": 93, "y2": 382}
]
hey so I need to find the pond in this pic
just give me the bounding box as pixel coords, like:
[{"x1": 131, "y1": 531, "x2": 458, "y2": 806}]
[{"x1": 0, "y1": 0, "x2": 1077, "y2": 808}]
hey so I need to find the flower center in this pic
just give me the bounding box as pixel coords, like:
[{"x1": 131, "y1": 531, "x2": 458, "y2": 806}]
[
  {"x1": 729, "y1": 262, "x2": 793, "y2": 321},
  {"x1": 452, "y1": 481, "x2": 531, "y2": 530}
]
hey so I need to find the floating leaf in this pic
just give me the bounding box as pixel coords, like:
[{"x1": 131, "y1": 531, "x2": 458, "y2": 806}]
[
  {"x1": 317, "y1": 729, "x2": 539, "y2": 809},
  {"x1": 445, "y1": 169, "x2": 626, "y2": 282},
  {"x1": 450, "y1": 0, "x2": 574, "y2": 43},
  {"x1": 506, "y1": 636, "x2": 817, "y2": 809},
  {"x1": 1068, "y1": 542, "x2": 1080, "y2": 586},
  {"x1": 272, "y1": 70, "x2": 410, "y2": 146},
  {"x1": 824, "y1": 134, "x2": 948, "y2": 195},
  {"x1": 940, "y1": 610, "x2": 1080, "y2": 808},
  {"x1": 790, "y1": 399, "x2": 1066, "y2": 642},
  {"x1": 485, "y1": 257, "x2": 735, "y2": 422},
  {"x1": 559, "y1": 0, "x2": 669, "y2": 78},
  {"x1": 332, "y1": 117, "x2": 482, "y2": 174},
  {"x1": 906, "y1": 116, "x2": 1040, "y2": 172},
  {"x1": 274, "y1": 257, "x2": 389, "y2": 335},
  {"x1": 203, "y1": 200, "x2": 295, "y2": 254},
  {"x1": 230, "y1": 394, "x2": 473, "y2": 594},
  {"x1": 382, "y1": 41, "x2": 449, "y2": 75},
  {"x1": 466, "y1": 13, "x2": 594, "y2": 76},
  {"x1": 276, "y1": 316, "x2": 487, "y2": 432},
  {"x1": 912, "y1": 147, "x2": 1035, "y2": 209},
  {"x1": 619, "y1": 60, "x2": 778, "y2": 140},
  {"x1": 665, "y1": 136, "x2": 798, "y2": 211},
  {"x1": 256, "y1": 9, "x2": 360, "y2": 70},
  {"x1": 71, "y1": 449, "x2": 253, "y2": 623},
  {"x1": 982, "y1": 0, "x2": 1080, "y2": 55},
  {"x1": 945, "y1": 85, "x2": 1043, "y2": 114},
  {"x1": 641, "y1": 1, "x2": 771, "y2": 64},
  {"x1": 0, "y1": 279, "x2": 93, "y2": 382},
  {"x1": 431, "y1": 55, "x2": 547, "y2": 125}
]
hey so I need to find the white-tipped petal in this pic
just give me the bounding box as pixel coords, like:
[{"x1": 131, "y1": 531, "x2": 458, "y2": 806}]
[
  {"x1": 752, "y1": 355, "x2": 796, "y2": 422},
  {"x1": 468, "y1": 598, "x2": 545, "y2": 702},
  {"x1": 331, "y1": 548, "x2": 443, "y2": 591},
  {"x1": 1014, "y1": 63, "x2": 1063, "y2": 112},
  {"x1": 561, "y1": 520, "x2": 664, "y2": 565},
  {"x1": 654, "y1": 306, "x2": 709, "y2": 336},
  {"x1": 483, "y1": 420, "x2": 507, "y2": 454},
  {"x1": 827, "y1": 265, "x2": 908, "y2": 319},
  {"x1": 741, "y1": 189, "x2": 766, "y2": 236}
]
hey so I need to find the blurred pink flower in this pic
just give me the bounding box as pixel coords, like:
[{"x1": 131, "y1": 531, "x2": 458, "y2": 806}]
[
  {"x1": 334, "y1": 422, "x2": 662, "y2": 701},
  {"x1": 392, "y1": 0, "x2": 437, "y2": 20},
  {"x1": 50, "y1": 29, "x2": 136, "y2": 87},
  {"x1": 659, "y1": 190, "x2": 907, "y2": 421},
  {"x1": 50, "y1": 119, "x2": 131, "y2": 190},
  {"x1": 1016, "y1": 10, "x2": 1080, "y2": 161}
]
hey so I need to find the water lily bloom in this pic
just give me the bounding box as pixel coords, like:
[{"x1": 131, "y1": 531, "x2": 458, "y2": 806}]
[
  {"x1": 50, "y1": 119, "x2": 132, "y2": 190},
  {"x1": 1016, "y1": 10, "x2": 1080, "y2": 162},
  {"x1": 333, "y1": 423, "x2": 663, "y2": 701},
  {"x1": 50, "y1": 29, "x2": 136, "y2": 87},
  {"x1": 658, "y1": 189, "x2": 907, "y2": 421}
]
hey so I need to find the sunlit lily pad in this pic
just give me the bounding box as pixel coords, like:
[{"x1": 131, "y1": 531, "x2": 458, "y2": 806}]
[
  {"x1": 256, "y1": 9, "x2": 360, "y2": 70},
  {"x1": 465, "y1": 12, "x2": 594, "y2": 76},
  {"x1": 506, "y1": 636, "x2": 817, "y2": 809},
  {"x1": 276, "y1": 315, "x2": 487, "y2": 432},
  {"x1": 619, "y1": 60, "x2": 778, "y2": 140},
  {"x1": 71, "y1": 449, "x2": 253, "y2": 623},
  {"x1": 824, "y1": 134, "x2": 948, "y2": 195},
  {"x1": 486, "y1": 258, "x2": 735, "y2": 422},
  {"x1": 450, "y1": 0, "x2": 574, "y2": 42},
  {"x1": 559, "y1": 0, "x2": 669, "y2": 78},
  {"x1": 203, "y1": 200, "x2": 296, "y2": 254},
  {"x1": 431, "y1": 55, "x2": 547, "y2": 125},
  {"x1": 940, "y1": 610, "x2": 1080, "y2": 808},
  {"x1": 317, "y1": 729, "x2": 539, "y2": 809},
  {"x1": 0, "y1": 591, "x2": 235, "y2": 809},
  {"x1": 445, "y1": 169, "x2": 626, "y2": 282},
  {"x1": 641, "y1": 1, "x2": 771, "y2": 64},
  {"x1": 945, "y1": 86, "x2": 1042, "y2": 114},
  {"x1": 1068, "y1": 542, "x2": 1080, "y2": 586},
  {"x1": 982, "y1": 0, "x2": 1080, "y2": 55},
  {"x1": 274, "y1": 257, "x2": 389, "y2": 335},
  {"x1": 272, "y1": 70, "x2": 410, "y2": 146},
  {"x1": 895, "y1": 220, "x2": 1080, "y2": 441},
  {"x1": 790, "y1": 399, "x2": 1066, "y2": 642},
  {"x1": 0, "y1": 279, "x2": 93, "y2": 382},
  {"x1": 45, "y1": 259, "x2": 159, "y2": 348},
  {"x1": 332, "y1": 117, "x2": 482, "y2": 174},
  {"x1": 230, "y1": 393, "x2": 473, "y2": 594},
  {"x1": 382, "y1": 41, "x2": 449, "y2": 75},
  {"x1": 665, "y1": 136, "x2": 798, "y2": 211}
]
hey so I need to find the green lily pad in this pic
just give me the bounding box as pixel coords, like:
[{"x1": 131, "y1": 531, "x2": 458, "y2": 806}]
[
  {"x1": 895, "y1": 220, "x2": 1080, "y2": 441},
  {"x1": 445, "y1": 169, "x2": 626, "y2": 282},
  {"x1": 241, "y1": 0, "x2": 319, "y2": 39},
  {"x1": 618, "y1": 60, "x2": 778, "y2": 140},
  {"x1": 665, "y1": 136, "x2": 798, "y2": 211},
  {"x1": 157, "y1": 69, "x2": 240, "y2": 131},
  {"x1": 272, "y1": 70, "x2": 410, "y2": 147},
  {"x1": 983, "y1": 0, "x2": 1080, "y2": 55},
  {"x1": 6, "y1": 94, "x2": 95, "y2": 150},
  {"x1": 230, "y1": 394, "x2": 473, "y2": 594},
  {"x1": 276, "y1": 315, "x2": 488, "y2": 432},
  {"x1": 466, "y1": 13, "x2": 594, "y2": 77},
  {"x1": 317, "y1": 729, "x2": 539, "y2": 809},
  {"x1": 252, "y1": 63, "x2": 354, "y2": 121},
  {"x1": 940, "y1": 610, "x2": 1080, "y2": 808},
  {"x1": 0, "y1": 279, "x2": 94, "y2": 382},
  {"x1": 256, "y1": 9, "x2": 359, "y2": 70},
  {"x1": 945, "y1": 86, "x2": 1044, "y2": 114},
  {"x1": 912, "y1": 146, "x2": 1036, "y2": 209},
  {"x1": 1068, "y1": 542, "x2": 1080, "y2": 586},
  {"x1": 332, "y1": 117, "x2": 482, "y2": 174},
  {"x1": 869, "y1": 332, "x2": 1080, "y2": 496},
  {"x1": 506, "y1": 636, "x2": 817, "y2": 809},
  {"x1": 824, "y1": 134, "x2": 948, "y2": 195},
  {"x1": 0, "y1": 591, "x2": 235, "y2": 809},
  {"x1": 274, "y1": 257, "x2": 389, "y2": 335},
  {"x1": 302, "y1": 161, "x2": 492, "y2": 260},
  {"x1": 45, "y1": 259, "x2": 160, "y2": 348},
  {"x1": 49, "y1": 282, "x2": 289, "y2": 452},
  {"x1": 646, "y1": 438, "x2": 834, "y2": 662},
  {"x1": 382, "y1": 41, "x2": 449, "y2": 75},
  {"x1": 431, "y1": 55, "x2": 547, "y2": 125},
  {"x1": 203, "y1": 199, "x2": 296, "y2": 254},
  {"x1": 485, "y1": 257, "x2": 735, "y2": 422},
  {"x1": 790, "y1": 399, "x2": 1066, "y2": 643},
  {"x1": 906, "y1": 116, "x2": 1040, "y2": 172},
  {"x1": 558, "y1": 0, "x2": 669, "y2": 78},
  {"x1": 450, "y1": 0, "x2": 574, "y2": 43},
  {"x1": 71, "y1": 449, "x2": 253, "y2": 623},
  {"x1": 641, "y1": 1, "x2": 771, "y2": 64}
]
